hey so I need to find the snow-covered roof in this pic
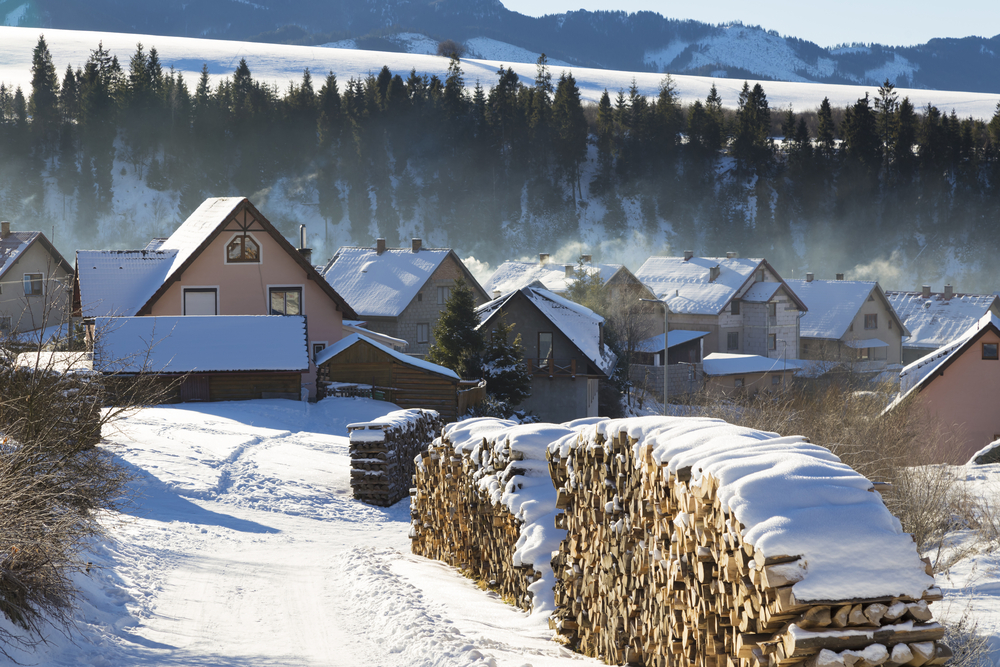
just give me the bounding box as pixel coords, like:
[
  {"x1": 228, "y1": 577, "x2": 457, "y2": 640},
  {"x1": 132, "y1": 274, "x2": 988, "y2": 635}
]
[
  {"x1": 844, "y1": 338, "x2": 889, "y2": 349},
  {"x1": 703, "y1": 353, "x2": 798, "y2": 376},
  {"x1": 15, "y1": 350, "x2": 94, "y2": 374},
  {"x1": 634, "y1": 256, "x2": 803, "y2": 315},
  {"x1": 484, "y1": 260, "x2": 622, "y2": 295},
  {"x1": 322, "y1": 247, "x2": 462, "y2": 318},
  {"x1": 886, "y1": 290, "x2": 1000, "y2": 349},
  {"x1": 897, "y1": 312, "x2": 1000, "y2": 397},
  {"x1": 93, "y1": 315, "x2": 309, "y2": 373},
  {"x1": 637, "y1": 330, "x2": 710, "y2": 353},
  {"x1": 76, "y1": 250, "x2": 177, "y2": 317},
  {"x1": 477, "y1": 287, "x2": 617, "y2": 376},
  {"x1": 740, "y1": 281, "x2": 781, "y2": 303},
  {"x1": 0, "y1": 230, "x2": 72, "y2": 281},
  {"x1": 315, "y1": 333, "x2": 460, "y2": 381},
  {"x1": 342, "y1": 323, "x2": 408, "y2": 351},
  {"x1": 156, "y1": 197, "x2": 246, "y2": 283},
  {"x1": 786, "y1": 279, "x2": 900, "y2": 340}
]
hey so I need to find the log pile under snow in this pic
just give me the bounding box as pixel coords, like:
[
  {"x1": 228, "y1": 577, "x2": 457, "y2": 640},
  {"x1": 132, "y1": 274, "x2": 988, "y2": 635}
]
[
  {"x1": 546, "y1": 417, "x2": 949, "y2": 667},
  {"x1": 347, "y1": 409, "x2": 441, "y2": 506}
]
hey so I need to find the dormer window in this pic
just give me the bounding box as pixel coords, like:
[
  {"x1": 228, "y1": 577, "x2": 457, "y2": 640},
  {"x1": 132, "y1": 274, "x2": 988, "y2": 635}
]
[{"x1": 227, "y1": 234, "x2": 260, "y2": 263}]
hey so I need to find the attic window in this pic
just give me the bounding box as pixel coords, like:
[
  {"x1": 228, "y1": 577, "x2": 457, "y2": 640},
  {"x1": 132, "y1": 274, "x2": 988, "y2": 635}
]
[
  {"x1": 984, "y1": 343, "x2": 999, "y2": 360},
  {"x1": 227, "y1": 234, "x2": 260, "y2": 263}
]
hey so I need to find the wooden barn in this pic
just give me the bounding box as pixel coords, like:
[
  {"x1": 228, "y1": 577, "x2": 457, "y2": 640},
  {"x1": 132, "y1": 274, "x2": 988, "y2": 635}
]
[
  {"x1": 315, "y1": 333, "x2": 465, "y2": 421},
  {"x1": 93, "y1": 315, "x2": 309, "y2": 402}
]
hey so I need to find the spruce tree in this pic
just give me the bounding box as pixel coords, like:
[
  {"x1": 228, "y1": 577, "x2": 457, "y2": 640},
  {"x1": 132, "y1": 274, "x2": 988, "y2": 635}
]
[
  {"x1": 426, "y1": 279, "x2": 484, "y2": 379},
  {"x1": 29, "y1": 35, "x2": 60, "y2": 157},
  {"x1": 481, "y1": 315, "x2": 531, "y2": 407},
  {"x1": 816, "y1": 97, "x2": 836, "y2": 158},
  {"x1": 551, "y1": 72, "x2": 587, "y2": 198}
]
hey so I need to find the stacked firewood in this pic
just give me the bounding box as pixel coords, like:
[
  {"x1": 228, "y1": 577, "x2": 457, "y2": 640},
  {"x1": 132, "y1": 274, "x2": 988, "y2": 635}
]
[
  {"x1": 547, "y1": 423, "x2": 950, "y2": 667},
  {"x1": 347, "y1": 409, "x2": 441, "y2": 507},
  {"x1": 410, "y1": 421, "x2": 553, "y2": 612}
]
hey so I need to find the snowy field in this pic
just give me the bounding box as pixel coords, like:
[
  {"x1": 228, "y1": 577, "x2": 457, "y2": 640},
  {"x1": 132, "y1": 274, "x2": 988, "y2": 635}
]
[
  {"x1": 3, "y1": 397, "x2": 1000, "y2": 665},
  {"x1": 1, "y1": 398, "x2": 601, "y2": 666},
  {"x1": 1, "y1": 26, "x2": 998, "y2": 119}
]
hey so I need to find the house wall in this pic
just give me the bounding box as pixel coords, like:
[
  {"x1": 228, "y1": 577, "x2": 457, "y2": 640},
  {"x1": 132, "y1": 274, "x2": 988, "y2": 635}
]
[
  {"x1": 840, "y1": 291, "x2": 904, "y2": 365},
  {"x1": 148, "y1": 227, "x2": 344, "y2": 398},
  {"x1": 0, "y1": 241, "x2": 72, "y2": 334},
  {"x1": 396, "y1": 255, "x2": 485, "y2": 357},
  {"x1": 705, "y1": 370, "x2": 793, "y2": 397},
  {"x1": 521, "y1": 375, "x2": 593, "y2": 422},
  {"x1": 914, "y1": 329, "x2": 1000, "y2": 464}
]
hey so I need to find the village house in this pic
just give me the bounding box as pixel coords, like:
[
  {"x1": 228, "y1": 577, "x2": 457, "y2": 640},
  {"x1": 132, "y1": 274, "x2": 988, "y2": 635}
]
[
  {"x1": 476, "y1": 286, "x2": 617, "y2": 422},
  {"x1": 786, "y1": 274, "x2": 909, "y2": 368},
  {"x1": 634, "y1": 252, "x2": 807, "y2": 360},
  {"x1": 892, "y1": 312, "x2": 1000, "y2": 464},
  {"x1": 321, "y1": 239, "x2": 489, "y2": 358},
  {"x1": 74, "y1": 197, "x2": 356, "y2": 399},
  {"x1": 885, "y1": 285, "x2": 1000, "y2": 365},
  {"x1": 702, "y1": 353, "x2": 798, "y2": 396},
  {"x1": 0, "y1": 221, "x2": 73, "y2": 336},
  {"x1": 485, "y1": 254, "x2": 632, "y2": 296}
]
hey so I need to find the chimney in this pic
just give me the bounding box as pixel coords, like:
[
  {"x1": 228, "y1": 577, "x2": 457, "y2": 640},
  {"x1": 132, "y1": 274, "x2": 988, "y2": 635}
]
[
  {"x1": 836, "y1": 273, "x2": 844, "y2": 281},
  {"x1": 922, "y1": 285, "x2": 931, "y2": 299},
  {"x1": 806, "y1": 272, "x2": 814, "y2": 282},
  {"x1": 0, "y1": 222, "x2": 9, "y2": 238},
  {"x1": 539, "y1": 253, "x2": 550, "y2": 265},
  {"x1": 376, "y1": 238, "x2": 386, "y2": 255},
  {"x1": 726, "y1": 251, "x2": 737, "y2": 259},
  {"x1": 492, "y1": 290, "x2": 501, "y2": 299},
  {"x1": 297, "y1": 224, "x2": 312, "y2": 263},
  {"x1": 411, "y1": 238, "x2": 422, "y2": 253},
  {"x1": 683, "y1": 250, "x2": 694, "y2": 261},
  {"x1": 709, "y1": 265, "x2": 721, "y2": 282},
  {"x1": 564, "y1": 265, "x2": 575, "y2": 279},
  {"x1": 580, "y1": 254, "x2": 592, "y2": 264},
  {"x1": 944, "y1": 284, "x2": 954, "y2": 298}
]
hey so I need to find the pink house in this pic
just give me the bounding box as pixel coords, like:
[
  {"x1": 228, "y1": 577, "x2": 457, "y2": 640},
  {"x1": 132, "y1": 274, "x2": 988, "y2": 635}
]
[
  {"x1": 893, "y1": 312, "x2": 1000, "y2": 463},
  {"x1": 74, "y1": 197, "x2": 356, "y2": 398}
]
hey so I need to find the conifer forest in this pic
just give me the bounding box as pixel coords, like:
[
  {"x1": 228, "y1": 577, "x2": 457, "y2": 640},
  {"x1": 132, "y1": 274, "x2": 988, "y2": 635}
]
[{"x1": 3, "y1": 36, "x2": 1000, "y2": 288}]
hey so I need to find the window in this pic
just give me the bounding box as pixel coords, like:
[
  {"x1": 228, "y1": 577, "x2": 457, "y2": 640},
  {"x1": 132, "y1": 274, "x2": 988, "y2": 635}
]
[
  {"x1": 226, "y1": 234, "x2": 260, "y2": 263},
  {"x1": 772, "y1": 374, "x2": 781, "y2": 386},
  {"x1": 269, "y1": 287, "x2": 302, "y2": 315},
  {"x1": 983, "y1": 343, "x2": 999, "y2": 360},
  {"x1": 849, "y1": 323, "x2": 854, "y2": 332},
  {"x1": 731, "y1": 300, "x2": 740, "y2": 315},
  {"x1": 312, "y1": 343, "x2": 326, "y2": 361},
  {"x1": 889, "y1": 320, "x2": 893, "y2": 330},
  {"x1": 865, "y1": 314, "x2": 877, "y2": 330},
  {"x1": 416, "y1": 323, "x2": 429, "y2": 344},
  {"x1": 417, "y1": 292, "x2": 423, "y2": 302},
  {"x1": 755, "y1": 270, "x2": 764, "y2": 283},
  {"x1": 183, "y1": 288, "x2": 217, "y2": 315},
  {"x1": 768, "y1": 333, "x2": 776, "y2": 351},
  {"x1": 0, "y1": 316, "x2": 10, "y2": 332},
  {"x1": 734, "y1": 378, "x2": 745, "y2": 387},
  {"x1": 23, "y1": 273, "x2": 43, "y2": 296},
  {"x1": 539, "y1": 332, "x2": 554, "y2": 359},
  {"x1": 868, "y1": 294, "x2": 875, "y2": 302},
  {"x1": 767, "y1": 302, "x2": 777, "y2": 325},
  {"x1": 437, "y1": 286, "x2": 450, "y2": 305},
  {"x1": 727, "y1": 331, "x2": 739, "y2": 351}
]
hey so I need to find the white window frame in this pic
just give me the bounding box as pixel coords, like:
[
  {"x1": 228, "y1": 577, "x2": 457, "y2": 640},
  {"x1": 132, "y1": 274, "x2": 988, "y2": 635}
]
[
  {"x1": 416, "y1": 323, "x2": 429, "y2": 344},
  {"x1": 312, "y1": 341, "x2": 327, "y2": 362},
  {"x1": 224, "y1": 231, "x2": 264, "y2": 265},
  {"x1": 267, "y1": 284, "x2": 305, "y2": 316},
  {"x1": 182, "y1": 287, "x2": 219, "y2": 315}
]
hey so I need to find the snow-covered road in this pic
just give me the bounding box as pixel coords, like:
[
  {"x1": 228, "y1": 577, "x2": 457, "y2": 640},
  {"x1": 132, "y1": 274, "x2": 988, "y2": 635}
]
[{"x1": 4, "y1": 398, "x2": 601, "y2": 667}]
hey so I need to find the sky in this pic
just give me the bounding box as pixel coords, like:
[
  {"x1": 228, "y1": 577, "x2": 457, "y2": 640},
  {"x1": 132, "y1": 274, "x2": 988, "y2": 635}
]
[{"x1": 500, "y1": 0, "x2": 1000, "y2": 48}]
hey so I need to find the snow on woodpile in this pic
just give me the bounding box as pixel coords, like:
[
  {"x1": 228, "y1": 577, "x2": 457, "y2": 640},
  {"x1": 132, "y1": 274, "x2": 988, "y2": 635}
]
[
  {"x1": 547, "y1": 416, "x2": 946, "y2": 667},
  {"x1": 348, "y1": 409, "x2": 442, "y2": 507},
  {"x1": 411, "y1": 418, "x2": 579, "y2": 618}
]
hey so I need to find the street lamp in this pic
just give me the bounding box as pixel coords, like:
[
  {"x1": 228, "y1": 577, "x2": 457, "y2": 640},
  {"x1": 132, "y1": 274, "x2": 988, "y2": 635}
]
[{"x1": 641, "y1": 298, "x2": 669, "y2": 416}]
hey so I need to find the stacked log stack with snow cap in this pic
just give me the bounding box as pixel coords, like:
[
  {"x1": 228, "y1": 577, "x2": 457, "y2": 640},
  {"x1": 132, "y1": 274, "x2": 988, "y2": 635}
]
[
  {"x1": 546, "y1": 416, "x2": 948, "y2": 667},
  {"x1": 347, "y1": 409, "x2": 441, "y2": 506}
]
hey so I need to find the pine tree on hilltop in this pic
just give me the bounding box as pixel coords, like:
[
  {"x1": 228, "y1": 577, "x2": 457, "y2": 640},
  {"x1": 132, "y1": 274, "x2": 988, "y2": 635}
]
[
  {"x1": 480, "y1": 315, "x2": 531, "y2": 407},
  {"x1": 426, "y1": 279, "x2": 483, "y2": 380},
  {"x1": 29, "y1": 35, "x2": 60, "y2": 158}
]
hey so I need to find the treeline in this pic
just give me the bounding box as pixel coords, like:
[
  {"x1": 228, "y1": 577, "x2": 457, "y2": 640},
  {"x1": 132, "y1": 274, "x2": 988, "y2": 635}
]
[{"x1": 3, "y1": 36, "x2": 1000, "y2": 278}]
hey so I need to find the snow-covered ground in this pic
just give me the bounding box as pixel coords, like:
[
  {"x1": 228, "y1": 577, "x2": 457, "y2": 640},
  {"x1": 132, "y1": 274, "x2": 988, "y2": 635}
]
[
  {"x1": 1, "y1": 26, "x2": 997, "y2": 119},
  {"x1": 1, "y1": 398, "x2": 601, "y2": 666}
]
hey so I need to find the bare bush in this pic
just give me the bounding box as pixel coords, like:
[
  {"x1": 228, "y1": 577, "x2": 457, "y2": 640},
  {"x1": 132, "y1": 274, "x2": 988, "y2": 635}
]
[{"x1": 436, "y1": 39, "x2": 466, "y2": 58}]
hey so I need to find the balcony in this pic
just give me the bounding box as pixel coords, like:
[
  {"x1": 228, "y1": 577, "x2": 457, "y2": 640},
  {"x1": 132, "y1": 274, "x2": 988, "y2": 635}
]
[{"x1": 525, "y1": 358, "x2": 577, "y2": 378}]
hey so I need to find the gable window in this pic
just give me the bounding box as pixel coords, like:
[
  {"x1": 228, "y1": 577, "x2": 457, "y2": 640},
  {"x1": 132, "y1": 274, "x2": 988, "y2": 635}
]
[
  {"x1": 755, "y1": 270, "x2": 764, "y2": 283},
  {"x1": 23, "y1": 273, "x2": 43, "y2": 296},
  {"x1": 865, "y1": 314, "x2": 877, "y2": 330},
  {"x1": 312, "y1": 343, "x2": 326, "y2": 361},
  {"x1": 727, "y1": 331, "x2": 739, "y2": 351},
  {"x1": 538, "y1": 332, "x2": 554, "y2": 360},
  {"x1": 731, "y1": 300, "x2": 740, "y2": 315},
  {"x1": 417, "y1": 292, "x2": 423, "y2": 302},
  {"x1": 772, "y1": 374, "x2": 781, "y2": 386},
  {"x1": 767, "y1": 302, "x2": 777, "y2": 325},
  {"x1": 227, "y1": 234, "x2": 260, "y2": 263},
  {"x1": 269, "y1": 287, "x2": 302, "y2": 315},
  {"x1": 984, "y1": 343, "x2": 999, "y2": 360},
  {"x1": 768, "y1": 333, "x2": 776, "y2": 351},
  {"x1": 437, "y1": 286, "x2": 450, "y2": 305},
  {"x1": 889, "y1": 320, "x2": 893, "y2": 330},
  {"x1": 734, "y1": 377, "x2": 745, "y2": 387},
  {"x1": 416, "y1": 323, "x2": 429, "y2": 344},
  {"x1": 183, "y1": 288, "x2": 218, "y2": 315}
]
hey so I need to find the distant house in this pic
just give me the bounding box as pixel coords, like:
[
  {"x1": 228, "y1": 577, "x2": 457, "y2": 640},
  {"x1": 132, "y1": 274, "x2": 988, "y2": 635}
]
[
  {"x1": 74, "y1": 197, "x2": 356, "y2": 398},
  {"x1": 0, "y1": 221, "x2": 73, "y2": 336},
  {"x1": 94, "y1": 315, "x2": 309, "y2": 402},
  {"x1": 634, "y1": 330, "x2": 710, "y2": 366},
  {"x1": 702, "y1": 353, "x2": 798, "y2": 396},
  {"x1": 634, "y1": 253, "x2": 807, "y2": 359},
  {"x1": 485, "y1": 254, "x2": 627, "y2": 296},
  {"x1": 786, "y1": 275, "x2": 909, "y2": 368},
  {"x1": 315, "y1": 333, "x2": 466, "y2": 421},
  {"x1": 886, "y1": 285, "x2": 1000, "y2": 365},
  {"x1": 321, "y1": 238, "x2": 489, "y2": 357},
  {"x1": 476, "y1": 287, "x2": 617, "y2": 422},
  {"x1": 891, "y1": 312, "x2": 1000, "y2": 463}
]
